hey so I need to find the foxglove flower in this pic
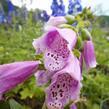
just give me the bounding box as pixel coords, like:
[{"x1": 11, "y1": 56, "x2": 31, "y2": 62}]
[
  {"x1": 33, "y1": 28, "x2": 77, "y2": 72},
  {"x1": 0, "y1": 61, "x2": 40, "y2": 99},
  {"x1": 46, "y1": 55, "x2": 81, "y2": 109},
  {"x1": 83, "y1": 40, "x2": 97, "y2": 70},
  {"x1": 44, "y1": 16, "x2": 67, "y2": 31}
]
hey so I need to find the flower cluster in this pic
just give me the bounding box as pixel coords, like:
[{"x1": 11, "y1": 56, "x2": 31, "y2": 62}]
[
  {"x1": 50, "y1": 0, "x2": 82, "y2": 17},
  {"x1": 33, "y1": 16, "x2": 97, "y2": 109},
  {"x1": 0, "y1": 15, "x2": 96, "y2": 109}
]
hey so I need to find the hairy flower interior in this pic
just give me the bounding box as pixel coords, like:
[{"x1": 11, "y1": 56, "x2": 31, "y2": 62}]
[
  {"x1": 44, "y1": 30, "x2": 70, "y2": 71},
  {"x1": 47, "y1": 73, "x2": 78, "y2": 109}
]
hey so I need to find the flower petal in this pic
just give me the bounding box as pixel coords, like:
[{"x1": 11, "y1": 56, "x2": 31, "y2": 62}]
[
  {"x1": 58, "y1": 28, "x2": 77, "y2": 50},
  {"x1": 35, "y1": 70, "x2": 53, "y2": 86},
  {"x1": 33, "y1": 29, "x2": 73, "y2": 72},
  {"x1": 83, "y1": 40, "x2": 97, "y2": 70},
  {"x1": 46, "y1": 55, "x2": 81, "y2": 109},
  {"x1": 0, "y1": 61, "x2": 40, "y2": 99},
  {"x1": 44, "y1": 16, "x2": 67, "y2": 31}
]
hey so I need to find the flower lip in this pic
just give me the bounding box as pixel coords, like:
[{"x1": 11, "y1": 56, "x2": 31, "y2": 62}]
[
  {"x1": 45, "y1": 55, "x2": 81, "y2": 109},
  {"x1": 36, "y1": 28, "x2": 76, "y2": 72}
]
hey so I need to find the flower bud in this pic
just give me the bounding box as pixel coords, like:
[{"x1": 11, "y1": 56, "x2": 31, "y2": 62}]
[
  {"x1": 65, "y1": 15, "x2": 75, "y2": 24},
  {"x1": 81, "y1": 28, "x2": 92, "y2": 41}
]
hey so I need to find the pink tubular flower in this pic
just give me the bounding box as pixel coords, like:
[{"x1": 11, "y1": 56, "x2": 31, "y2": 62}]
[
  {"x1": 0, "y1": 61, "x2": 40, "y2": 100},
  {"x1": 45, "y1": 55, "x2": 82, "y2": 109},
  {"x1": 83, "y1": 40, "x2": 97, "y2": 70},
  {"x1": 44, "y1": 16, "x2": 67, "y2": 31},
  {"x1": 33, "y1": 28, "x2": 77, "y2": 72}
]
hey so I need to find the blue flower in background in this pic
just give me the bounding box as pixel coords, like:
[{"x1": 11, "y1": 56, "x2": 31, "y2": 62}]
[
  {"x1": 51, "y1": 0, "x2": 66, "y2": 16},
  {"x1": 74, "y1": 0, "x2": 82, "y2": 12},
  {"x1": 0, "y1": 15, "x2": 4, "y2": 24},
  {"x1": 7, "y1": 0, "x2": 14, "y2": 13},
  {"x1": 72, "y1": 21, "x2": 78, "y2": 27},
  {"x1": 58, "y1": 0, "x2": 66, "y2": 16},
  {"x1": 6, "y1": 0, "x2": 14, "y2": 24},
  {"x1": 51, "y1": 0, "x2": 59, "y2": 16},
  {"x1": 68, "y1": 0, "x2": 74, "y2": 14},
  {"x1": 40, "y1": 10, "x2": 50, "y2": 22},
  {"x1": 68, "y1": 0, "x2": 82, "y2": 15},
  {"x1": 0, "y1": 4, "x2": 5, "y2": 24}
]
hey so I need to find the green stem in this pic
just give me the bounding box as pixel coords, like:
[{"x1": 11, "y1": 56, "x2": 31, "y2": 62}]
[{"x1": 42, "y1": 102, "x2": 47, "y2": 109}]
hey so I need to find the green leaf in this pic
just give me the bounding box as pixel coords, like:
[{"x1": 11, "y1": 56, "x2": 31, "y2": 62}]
[
  {"x1": 35, "y1": 54, "x2": 43, "y2": 61},
  {"x1": 20, "y1": 88, "x2": 33, "y2": 99},
  {"x1": 73, "y1": 49, "x2": 81, "y2": 58},
  {"x1": 9, "y1": 99, "x2": 24, "y2": 109},
  {"x1": 42, "y1": 103, "x2": 47, "y2": 109},
  {"x1": 0, "y1": 101, "x2": 10, "y2": 109}
]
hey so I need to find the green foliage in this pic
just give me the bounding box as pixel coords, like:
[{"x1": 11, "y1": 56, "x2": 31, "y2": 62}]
[
  {"x1": 0, "y1": 12, "x2": 45, "y2": 109},
  {"x1": 91, "y1": 27, "x2": 109, "y2": 65},
  {"x1": 9, "y1": 99, "x2": 24, "y2": 109},
  {"x1": 0, "y1": 15, "x2": 42, "y2": 64}
]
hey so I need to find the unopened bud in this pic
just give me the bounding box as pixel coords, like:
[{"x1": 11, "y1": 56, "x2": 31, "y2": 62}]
[
  {"x1": 81, "y1": 29, "x2": 92, "y2": 40},
  {"x1": 65, "y1": 15, "x2": 75, "y2": 24}
]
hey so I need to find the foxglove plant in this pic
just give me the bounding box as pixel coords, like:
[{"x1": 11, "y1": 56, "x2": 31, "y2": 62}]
[
  {"x1": 83, "y1": 40, "x2": 97, "y2": 70},
  {"x1": 0, "y1": 9, "x2": 96, "y2": 109},
  {"x1": 44, "y1": 16, "x2": 67, "y2": 31},
  {"x1": 45, "y1": 55, "x2": 81, "y2": 109}
]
